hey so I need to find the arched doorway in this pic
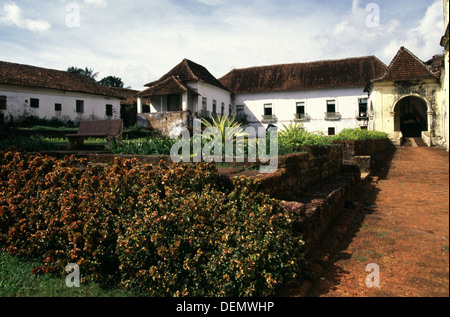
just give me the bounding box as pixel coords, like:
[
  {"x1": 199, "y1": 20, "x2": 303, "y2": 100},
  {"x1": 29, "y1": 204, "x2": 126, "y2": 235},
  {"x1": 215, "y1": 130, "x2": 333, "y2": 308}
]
[{"x1": 393, "y1": 96, "x2": 428, "y2": 138}]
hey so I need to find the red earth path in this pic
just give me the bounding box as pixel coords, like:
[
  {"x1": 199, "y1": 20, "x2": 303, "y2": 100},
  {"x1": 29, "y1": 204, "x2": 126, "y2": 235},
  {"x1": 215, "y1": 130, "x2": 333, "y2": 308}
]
[{"x1": 307, "y1": 147, "x2": 449, "y2": 297}]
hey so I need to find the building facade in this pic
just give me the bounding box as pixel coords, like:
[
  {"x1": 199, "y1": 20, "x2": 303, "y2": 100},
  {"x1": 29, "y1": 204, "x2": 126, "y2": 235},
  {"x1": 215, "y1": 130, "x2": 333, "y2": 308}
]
[
  {"x1": 0, "y1": 61, "x2": 123, "y2": 125},
  {"x1": 219, "y1": 56, "x2": 387, "y2": 137}
]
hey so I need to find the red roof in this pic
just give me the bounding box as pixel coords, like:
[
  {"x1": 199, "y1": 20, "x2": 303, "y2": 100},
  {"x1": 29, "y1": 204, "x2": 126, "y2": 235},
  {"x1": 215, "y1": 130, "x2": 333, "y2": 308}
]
[
  {"x1": 138, "y1": 76, "x2": 200, "y2": 98},
  {"x1": 374, "y1": 47, "x2": 439, "y2": 82},
  {"x1": 0, "y1": 60, "x2": 124, "y2": 99},
  {"x1": 218, "y1": 56, "x2": 387, "y2": 94},
  {"x1": 144, "y1": 59, "x2": 229, "y2": 92}
]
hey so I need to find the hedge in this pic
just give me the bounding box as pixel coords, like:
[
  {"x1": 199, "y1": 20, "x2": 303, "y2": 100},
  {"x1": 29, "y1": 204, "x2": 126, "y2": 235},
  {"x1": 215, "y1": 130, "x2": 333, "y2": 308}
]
[{"x1": 0, "y1": 150, "x2": 304, "y2": 296}]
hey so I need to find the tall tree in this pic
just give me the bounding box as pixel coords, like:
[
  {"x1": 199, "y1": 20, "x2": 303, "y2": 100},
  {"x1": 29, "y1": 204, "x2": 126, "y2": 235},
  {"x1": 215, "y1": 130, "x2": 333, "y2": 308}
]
[
  {"x1": 99, "y1": 76, "x2": 125, "y2": 88},
  {"x1": 67, "y1": 66, "x2": 98, "y2": 81}
]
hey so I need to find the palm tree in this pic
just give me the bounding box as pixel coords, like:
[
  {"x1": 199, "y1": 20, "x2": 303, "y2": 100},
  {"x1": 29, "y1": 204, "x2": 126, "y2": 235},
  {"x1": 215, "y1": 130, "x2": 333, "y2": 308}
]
[{"x1": 67, "y1": 66, "x2": 98, "y2": 80}]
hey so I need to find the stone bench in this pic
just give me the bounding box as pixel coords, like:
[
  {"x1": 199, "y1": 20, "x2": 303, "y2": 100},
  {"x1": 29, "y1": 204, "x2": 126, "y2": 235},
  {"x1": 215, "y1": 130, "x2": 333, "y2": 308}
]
[{"x1": 65, "y1": 119, "x2": 123, "y2": 149}]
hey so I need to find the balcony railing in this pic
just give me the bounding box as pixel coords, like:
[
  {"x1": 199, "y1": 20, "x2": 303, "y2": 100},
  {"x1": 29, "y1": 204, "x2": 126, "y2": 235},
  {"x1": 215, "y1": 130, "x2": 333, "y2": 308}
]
[
  {"x1": 235, "y1": 114, "x2": 247, "y2": 124},
  {"x1": 294, "y1": 113, "x2": 310, "y2": 121},
  {"x1": 262, "y1": 115, "x2": 277, "y2": 123},
  {"x1": 324, "y1": 112, "x2": 341, "y2": 120},
  {"x1": 356, "y1": 112, "x2": 369, "y2": 120},
  {"x1": 200, "y1": 110, "x2": 210, "y2": 118}
]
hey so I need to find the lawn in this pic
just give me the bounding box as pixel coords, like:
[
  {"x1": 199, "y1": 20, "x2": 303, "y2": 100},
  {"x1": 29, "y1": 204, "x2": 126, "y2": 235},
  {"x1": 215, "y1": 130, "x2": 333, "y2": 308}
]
[{"x1": 0, "y1": 251, "x2": 137, "y2": 297}]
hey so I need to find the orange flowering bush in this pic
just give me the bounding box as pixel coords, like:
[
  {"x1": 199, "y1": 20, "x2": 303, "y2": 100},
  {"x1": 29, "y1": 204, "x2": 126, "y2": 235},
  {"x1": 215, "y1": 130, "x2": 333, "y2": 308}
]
[{"x1": 0, "y1": 150, "x2": 304, "y2": 296}]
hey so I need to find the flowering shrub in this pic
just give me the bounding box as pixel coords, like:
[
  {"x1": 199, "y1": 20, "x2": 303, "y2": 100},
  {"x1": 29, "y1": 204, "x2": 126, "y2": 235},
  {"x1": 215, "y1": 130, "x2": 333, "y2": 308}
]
[{"x1": 0, "y1": 150, "x2": 304, "y2": 296}]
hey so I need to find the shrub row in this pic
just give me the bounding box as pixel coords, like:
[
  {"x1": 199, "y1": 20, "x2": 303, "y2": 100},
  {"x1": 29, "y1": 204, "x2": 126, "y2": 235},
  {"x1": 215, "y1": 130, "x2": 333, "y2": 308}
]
[{"x1": 0, "y1": 150, "x2": 304, "y2": 296}]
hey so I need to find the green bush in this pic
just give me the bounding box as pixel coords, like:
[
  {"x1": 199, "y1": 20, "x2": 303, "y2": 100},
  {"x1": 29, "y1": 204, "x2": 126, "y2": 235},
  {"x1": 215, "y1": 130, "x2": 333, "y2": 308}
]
[
  {"x1": 278, "y1": 123, "x2": 332, "y2": 155},
  {"x1": 0, "y1": 151, "x2": 304, "y2": 296},
  {"x1": 332, "y1": 128, "x2": 388, "y2": 141},
  {"x1": 108, "y1": 138, "x2": 177, "y2": 155},
  {"x1": 118, "y1": 176, "x2": 304, "y2": 297}
]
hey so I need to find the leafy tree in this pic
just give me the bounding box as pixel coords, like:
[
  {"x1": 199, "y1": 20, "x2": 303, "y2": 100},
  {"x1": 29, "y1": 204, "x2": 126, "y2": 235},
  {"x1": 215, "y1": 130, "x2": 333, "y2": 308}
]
[{"x1": 99, "y1": 76, "x2": 125, "y2": 88}]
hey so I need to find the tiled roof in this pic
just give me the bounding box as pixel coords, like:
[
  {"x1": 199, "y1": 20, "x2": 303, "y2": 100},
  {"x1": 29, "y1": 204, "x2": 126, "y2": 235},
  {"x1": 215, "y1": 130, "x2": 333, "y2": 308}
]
[
  {"x1": 145, "y1": 59, "x2": 229, "y2": 92},
  {"x1": 138, "y1": 76, "x2": 200, "y2": 98},
  {"x1": 110, "y1": 87, "x2": 140, "y2": 105},
  {"x1": 374, "y1": 47, "x2": 439, "y2": 82},
  {"x1": 218, "y1": 56, "x2": 387, "y2": 94},
  {"x1": 0, "y1": 60, "x2": 124, "y2": 99}
]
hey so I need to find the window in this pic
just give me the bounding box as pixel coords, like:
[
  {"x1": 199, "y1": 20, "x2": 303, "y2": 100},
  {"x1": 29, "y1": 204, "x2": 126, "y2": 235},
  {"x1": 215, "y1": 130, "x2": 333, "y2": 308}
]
[
  {"x1": 264, "y1": 104, "x2": 273, "y2": 116},
  {"x1": 296, "y1": 102, "x2": 305, "y2": 115},
  {"x1": 105, "y1": 104, "x2": 113, "y2": 117},
  {"x1": 0, "y1": 96, "x2": 6, "y2": 110},
  {"x1": 202, "y1": 97, "x2": 207, "y2": 111},
  {"x1": 76, "y1": 100, "x2": 84, "y2": 113},
  {"x1": 55, "y1": 103, "x2": 62, "y2": 112},
  {"x1": 229, "y1": 104, "x2": 233, "y2": 116},
  {"x1": 30, "y1": 98, "x2": 39, "y2": 108},
  {"x1": 326, "y1": 100, "x2": 336, "y2": 113},
  {"x1": 295, "y1": 101, "x2": 308, "y2": 121},
  {"x1": 221, "y1": 102, "x2": 225, "y2": 115},
  {"x1": 212, "y1": 100, "x2": 217, "y2": 116},
  {"x1": 328, "y1": 127, "x2": 336, "y2": 136},
  {"x1": 358, "y1": 98, "x2": 368, "y2": 118}
]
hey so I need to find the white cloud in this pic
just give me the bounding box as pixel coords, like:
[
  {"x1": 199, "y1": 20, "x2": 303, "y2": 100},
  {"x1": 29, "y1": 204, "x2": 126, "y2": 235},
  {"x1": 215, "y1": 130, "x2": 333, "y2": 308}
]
[
  {"x1": 0, "y1": 2, "x2": 51, "y2": 33},
  {"x1": 323, "y1": 0, "x2": 443, "y2": 64}
]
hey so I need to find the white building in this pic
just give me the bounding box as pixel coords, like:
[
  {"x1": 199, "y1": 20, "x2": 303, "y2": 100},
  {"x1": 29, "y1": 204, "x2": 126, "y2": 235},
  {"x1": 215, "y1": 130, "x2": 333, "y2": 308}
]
[
  {"x1": 136, "y1": 59, "x2": 233, "y2": 137},
  {"x1": 0, "y1": 61, "x2": 123, "y2": 124},
  {"x1": 219, "y1": 56, "x2": 387, "y2": 137},
  {"x1": 137, "y1": 56, "x2": 387, "y2": 138}
]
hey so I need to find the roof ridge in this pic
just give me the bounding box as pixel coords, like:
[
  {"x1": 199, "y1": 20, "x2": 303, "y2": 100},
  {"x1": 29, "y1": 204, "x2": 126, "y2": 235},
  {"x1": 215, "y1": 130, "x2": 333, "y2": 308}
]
[
  {"x1": 374, "y1": 46, "x2": 437, "y2": 82},
  {"x1": 225, "y1": 55, "x2": 384, "y2": 73}
]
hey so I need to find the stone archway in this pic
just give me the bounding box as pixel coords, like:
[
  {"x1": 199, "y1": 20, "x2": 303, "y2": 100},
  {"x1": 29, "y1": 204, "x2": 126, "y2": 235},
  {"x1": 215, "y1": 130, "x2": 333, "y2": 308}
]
[{"x1": 393, "y1": 96, "x2": 429, "y2": 138}]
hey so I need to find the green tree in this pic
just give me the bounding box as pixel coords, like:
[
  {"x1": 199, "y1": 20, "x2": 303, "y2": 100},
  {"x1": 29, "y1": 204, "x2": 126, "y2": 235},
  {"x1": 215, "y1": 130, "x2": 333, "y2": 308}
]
[
  {"x1": 99, "y1": 76, "x2": 125, "y2": 88},
  {"x1": 67, "y1": 67, "x2": 98, "y2": 81}
]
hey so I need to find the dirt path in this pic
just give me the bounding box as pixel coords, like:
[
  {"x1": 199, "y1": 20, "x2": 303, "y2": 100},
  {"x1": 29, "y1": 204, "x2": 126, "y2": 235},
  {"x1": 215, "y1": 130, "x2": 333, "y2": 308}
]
[{"x1": 309, "y1": 147, "x2": 449, "y2": 297}]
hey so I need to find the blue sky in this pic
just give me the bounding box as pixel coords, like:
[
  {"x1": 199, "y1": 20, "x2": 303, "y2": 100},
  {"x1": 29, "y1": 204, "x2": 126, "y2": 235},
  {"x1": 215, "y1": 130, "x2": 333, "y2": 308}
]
[{"x1": 0, "y1": 0, "x2": 446, "y2": 89}]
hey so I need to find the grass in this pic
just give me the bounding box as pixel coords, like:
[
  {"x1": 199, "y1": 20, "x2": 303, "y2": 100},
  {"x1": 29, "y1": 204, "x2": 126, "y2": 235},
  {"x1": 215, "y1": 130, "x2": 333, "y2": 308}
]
[{"x1": 0, "y1": 251, "x2": 138, "y2": 297}]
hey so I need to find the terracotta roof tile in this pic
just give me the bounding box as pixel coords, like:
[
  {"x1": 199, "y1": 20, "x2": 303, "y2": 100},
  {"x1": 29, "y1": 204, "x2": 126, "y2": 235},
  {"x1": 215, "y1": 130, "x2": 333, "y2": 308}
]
[
  {"x1": 138, "y1": 76, "x2": 200, "y2": 98},
  {"x1": 0, "y1": 60, "x2": 124, "y2": 99},
  {"x1": 218, "y1": 56, "x2": 387, "y2": 94},
  {"x1": 374, "y1": 47, "x2": 438, "y2": 82},
  {"x1": 145, "y1": 59, "x2": 229, "y2": 92}
]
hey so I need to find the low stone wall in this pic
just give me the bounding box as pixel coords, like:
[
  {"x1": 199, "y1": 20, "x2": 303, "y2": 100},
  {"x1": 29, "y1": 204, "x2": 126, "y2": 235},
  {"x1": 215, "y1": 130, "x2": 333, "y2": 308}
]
[
  {"x1": 235, "y1": 145, "x2": 343, "y2": 201},
  {"x1": 333, "y1": 139, "x2": 395, "y2": 173}
]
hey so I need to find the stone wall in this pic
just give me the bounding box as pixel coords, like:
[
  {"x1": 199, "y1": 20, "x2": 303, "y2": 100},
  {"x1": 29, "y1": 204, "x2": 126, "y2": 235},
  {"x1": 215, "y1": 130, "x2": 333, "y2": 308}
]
[
  {"x1": 242, "y1": 145, "x2": 343, "y2": 201},
  {"x1": 137, "y1": 111, "x2": 190, "y2": 138},
  {"x1": 333, "y1": 138, "x2": 395, "y2": 173}
]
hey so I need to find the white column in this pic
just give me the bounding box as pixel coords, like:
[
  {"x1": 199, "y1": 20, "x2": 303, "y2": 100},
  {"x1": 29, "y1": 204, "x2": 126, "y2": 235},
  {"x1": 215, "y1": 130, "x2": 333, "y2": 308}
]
[
  {"x1": 137, "y1": 97, "x2": 143, "y2": 114},
  {"x1": 182, "y1": 92, "x2": 188, "y2": 112}
]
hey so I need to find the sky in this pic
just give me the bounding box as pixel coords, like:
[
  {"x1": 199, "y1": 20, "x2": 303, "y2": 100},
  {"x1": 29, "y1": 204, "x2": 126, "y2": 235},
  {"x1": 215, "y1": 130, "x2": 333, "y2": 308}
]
[{"x1": 0, "y1": 0, "x2": 446, "y2": 89}]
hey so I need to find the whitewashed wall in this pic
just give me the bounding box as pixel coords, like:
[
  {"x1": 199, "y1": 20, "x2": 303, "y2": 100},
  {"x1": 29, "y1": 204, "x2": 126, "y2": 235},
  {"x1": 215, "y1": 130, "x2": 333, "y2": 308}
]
[
  {"x1": 0, "y1": 84, "x2": 121, "y2": 123},
  {"x1": 191, "y1": 81, "x2": 233, "y2": 116},
  {"x1": 234, "y1": 87, "x2": 370, "y2": 137}
]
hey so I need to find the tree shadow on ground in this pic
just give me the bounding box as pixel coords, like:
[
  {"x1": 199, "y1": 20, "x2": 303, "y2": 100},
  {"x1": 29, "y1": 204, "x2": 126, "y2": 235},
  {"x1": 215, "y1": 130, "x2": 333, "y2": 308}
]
[{"x1": 305, "y1": 148, "x2": 397, "y2": 297}]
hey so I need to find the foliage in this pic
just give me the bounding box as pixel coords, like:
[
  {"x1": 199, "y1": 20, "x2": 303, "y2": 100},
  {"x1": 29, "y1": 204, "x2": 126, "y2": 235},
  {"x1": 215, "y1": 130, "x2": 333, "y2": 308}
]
[
  {"x1": 108, "y1": 137, "x2": 177, "y2": 155},
  {"x1": 278, "y1": 122, "x2": 332, "y2": 155},
  {"x1": 67, "y1": 67, "x2": 98, "y2": 81},
  {"x1": 201, "y1": 114, "x2": 250, "y2": 158},
  {"x1": 0, "y1": 137, "x2": 60, "y2": 152},
  {"x1": 99, "y1": 76, "x2": 125, "y2": 88},
  {"x1": 0, "y1": 151, "x2": 304, "y2": 296},
  {"x1": 332, "y1": 128, "x2": 389, "y2": 141}
]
